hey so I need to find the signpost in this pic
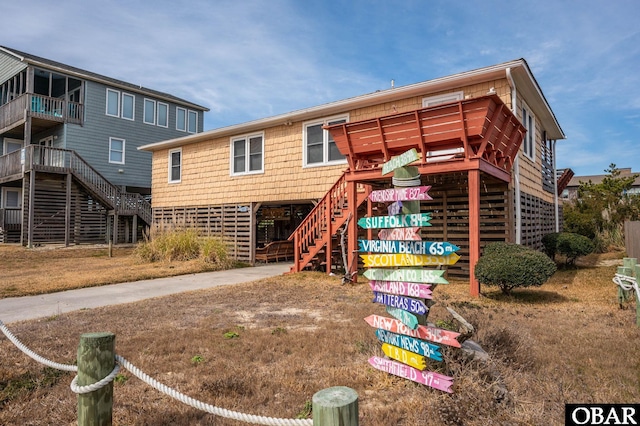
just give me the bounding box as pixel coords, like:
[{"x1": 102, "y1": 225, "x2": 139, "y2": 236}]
[
  {"x1": 387, "y1": 201, "x2": 402, "y2": 216},
  {"x1": 368, "y1": 186, "x2": 433, "y2": 203},
  {"x1": 381, "y1": 343, "x2": 427, "y2": 370},
  {"x1": 359, "y1": 240, "x2": 459, "y2": 255},
  {"x1": 375, "y1": 329, "x2": 442, "y2": 361},
  {"x1": 378, "y1": 227, "x2": 421, "y2": 241},
  {"x1": 357, "y1": 213, "x2": 432, "y2": 229},
  {"x1": 368, "y1": 356, "x2": 454, "y2": 393},
  {"x1": 381, "y1": 148, "x2": 420, "y2": 176},
  {"x1": 385, "y1": 306, "x2": 419, "y2": 329},
  {"x1": 364, "y1": 315, "x2": 461, "y2": 348},
  {"x1": 361, "y1": 253, "x2": 460, "y2": 267},
  {"x1": 363, "y1": 268, "x2": 448, "y2": 284},
  {"x1": 368, "y1": 281, "x2": 432, "y2": 299},
  {"x1": 372, "y1": 292, "x2": 428, "y2": 315}
]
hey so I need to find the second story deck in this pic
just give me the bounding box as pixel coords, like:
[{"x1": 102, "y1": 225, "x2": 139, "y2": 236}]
[{"x1": 0, "y1": 93, "x2": 83, "y2": 135}]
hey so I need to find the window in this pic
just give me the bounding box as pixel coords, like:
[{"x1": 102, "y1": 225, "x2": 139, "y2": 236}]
[
  {"x1": 522, "y1": 104, "x2": 535, "y2": 161},
  {"x1": 422, "y1": 91, "x2": 464, "y2": 107},
  {"x1": 231, "y1": 133, "x2": 264, "y2": 175},
  {"x1": 176, "y1": 107, "x2": 186, "y2": 131},
  {"x1": 188, "y1": 110, "x2": 197, "y2": 133},
  {"x1": 109, "y1": 137, "x2": 125, "y2": 164},
  {"x1": 3, "y1": 138, "x2": 22, "y2": 155},
  {"x1": 122, "y1": 93, "x2": 135, "y2": 120},
  {"x1": 144, "y1": 99, "x2": 156, "y2": 124},
  {"x1": 303, "y1": 116, "x2": 348, "y2": 167},
  {"x1": 106, "y1": 89, "x2": 120, "y2": 117},
  {"x1": 2, "y1": 188, "x2": 21, "y2": 208},
  {"x1": 169, "y1": 148, "x2": 182, "y2": 183},
  {"x1": 157, "y1": 102, "x2": 168, "y2": 127}
]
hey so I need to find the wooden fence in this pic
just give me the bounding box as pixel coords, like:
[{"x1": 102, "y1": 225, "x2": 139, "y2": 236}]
[{"x1": 625, "y1": 221, "x2": 640, "y2": 259}]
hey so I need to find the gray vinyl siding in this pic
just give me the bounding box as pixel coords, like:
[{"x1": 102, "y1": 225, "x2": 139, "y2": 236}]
[
  {"x1": 0, "y1": 52, "x2": 27, "y2": 85},
  {"x1": 64, "y1": 80, "x2": 204, "y2": 190}
]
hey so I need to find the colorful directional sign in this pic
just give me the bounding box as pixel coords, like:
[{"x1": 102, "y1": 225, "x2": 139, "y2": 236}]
[
  {"x1": 378, "y1": 227, "x2": 421, "y2": 241},
  {"x1": 381, "y1": 148, "x2": 420, "y2": 176},
  {"x1": 385, "y1": 306, "x2": 419, "y2": 329},
  {"x1": 359, "y1": 240, "x2": 460, "y2": 255},
  {"x1": 381, "y1": 343, "x2": 427, "y2": 370},
  {"x1": 372, "y1": 291, "x2": 428, "y2": 315},
  {"x1": 363, "y1": 268, "x2": 448, "y2": 284},
  {"x1": 361, "y1": 253, "x2": 461, "y2": 268},
  {"x1": 369, "y1": 280, "x2": 432, "y2": 299},
  {"x1": 364, "y1": 315, "x2": 461, "y2": 348},
  {"x1": 358, "y1": 213, "x2": 431, "y2": 229},
  {"x1": 369, "y1": 186, "x2": 433, "y2": 203},
  {"x1": 369, "y1": 356, "x2": 453, "y2": 393},
  {"x1": 375, "y1": 328, "x2": 442, "y2": 361},
  {"x1": 387, "y1": 201, "x2": 402, "y2": 216}
]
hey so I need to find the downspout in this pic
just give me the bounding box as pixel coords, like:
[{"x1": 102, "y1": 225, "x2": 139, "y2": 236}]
[
  {"x1": 552, "y1": 139, "x2": 559, "y2": 232},
  {"x1": 506, "y1": 67, "x2": 521, "y2": 244}
]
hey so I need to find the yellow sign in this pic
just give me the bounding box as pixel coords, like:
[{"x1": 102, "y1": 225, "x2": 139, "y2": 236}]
[
  {"x1": 381, "y1": 343, "x2": 426, "y2": 370},
  {"x1": 360, "y1": 253, "x2": 460, "y2": 267}
]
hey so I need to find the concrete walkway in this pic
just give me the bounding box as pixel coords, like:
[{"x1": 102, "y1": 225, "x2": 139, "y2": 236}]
[{"x1": 0, "y1": 263, "x2": 292, "y2": 324}]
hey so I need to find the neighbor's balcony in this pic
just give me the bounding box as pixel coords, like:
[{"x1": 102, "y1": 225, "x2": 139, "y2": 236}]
[{"x1": 0, "y1": 93, "x2": 83, "y2": 133}]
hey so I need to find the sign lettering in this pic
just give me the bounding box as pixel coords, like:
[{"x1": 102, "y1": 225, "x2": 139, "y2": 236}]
[
  {"x1": 372, "y1": 291, "x2": 428, "y2": 315},
  {"x1": 369, "y1": 356, "x2": 453, "y2": 393},
  {"x1": 358, "y1": 213, "x2": 432, "y2": 229},
  {"x1": 381, "y1": 148, "x2": 420, "y2": 175},
  {"x1": 359, "y1": 240, "x2": 459, "y2": 255},
  {"x1": 385, "y1": 306, "x2": 419, "y2": 329},
  {"x1": 369, "y1": 186, "x2": 432, "y2": 203},
  {"x1": 381, "y1": 343, "x2": 427, "y2": 370},
  {"x1": 375, "y1": 328, "x2": 442, "y2": 361},
  {"x1": 361, "y1": 253, "x2": 460, "y2": 267},
  {"x1": 363, "y1": 268, "x2": 448, "y2": 284},
  {"x1": 364, "y1": 315, "x2": 461, "y2": 348},
  {"x1": 368, "y1": 280, "x2": 432, "y2": 299}
]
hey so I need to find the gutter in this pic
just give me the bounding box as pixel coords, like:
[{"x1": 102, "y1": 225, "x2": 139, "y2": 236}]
[{"x1": 506, "y1": 67, "x2": 522, "y2": 244}]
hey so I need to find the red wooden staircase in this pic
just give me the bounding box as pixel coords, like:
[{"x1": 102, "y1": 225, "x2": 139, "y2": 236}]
[{"x1": 288, "y1": 171, "x2": 370, "y2": 273}]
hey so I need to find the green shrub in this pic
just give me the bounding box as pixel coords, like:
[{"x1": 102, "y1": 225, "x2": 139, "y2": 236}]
[
  {"x1": 541, "y1": 233, "x2": 560, "y2": 259},
  {"x1": 556, "y1": 232, "x2": 595, "y2": 266},
  {"x1": 474, "y1": 242, "x2": 557, "y2": 295}
]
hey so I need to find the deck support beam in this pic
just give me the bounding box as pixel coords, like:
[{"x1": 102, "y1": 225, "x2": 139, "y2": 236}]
[{"x1": 468, "y1": 169, "x2": 481, "y2": 297}]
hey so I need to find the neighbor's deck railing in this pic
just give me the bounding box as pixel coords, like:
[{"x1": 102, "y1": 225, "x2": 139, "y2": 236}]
[{"x1": 0, "y1": 93, "x2": 83, "y2": 130}]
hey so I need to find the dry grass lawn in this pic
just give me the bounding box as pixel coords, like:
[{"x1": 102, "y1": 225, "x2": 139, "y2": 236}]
[{"x1": 0, "y1": 247, "x2": 639, "y2": 425}]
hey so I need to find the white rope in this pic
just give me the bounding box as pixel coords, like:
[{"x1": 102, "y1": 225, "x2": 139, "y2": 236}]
[
  {"x1": 613, "y1": 274, "x2": 640, "y2": 303},
  {"x1": 116, "y1": 355, "x2": 313, "y2": 426},
  {"x1": 70, "y1": 364, "x2": 121, "y2": 394},
  {"x1": 1, "y1": 319, "x2": 313, "y2": 425},
  {"x1": 0, "y1": 319, "x2": 77, "y2": 372}
]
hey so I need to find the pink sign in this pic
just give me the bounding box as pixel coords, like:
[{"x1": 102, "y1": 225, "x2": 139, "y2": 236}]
[
  {"x1": 369, "y1": 356, "x2": 453, "y2": 393},
  {"x1": 364, "y1": 314, "x2": 461, "y2": 348},
  {"x1": 369, "y1": 280, "x2": 432, "y2": 299},
  {"x1": 369, "y1": 186, "x2": 432, "y2": 203},
  {"x1": 378, "y1": 227, "x2": 421, "y2": 241}
]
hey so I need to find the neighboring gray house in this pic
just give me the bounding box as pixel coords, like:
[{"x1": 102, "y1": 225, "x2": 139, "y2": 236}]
[{"x1": 0, "y1": 46, "x2": 208, "y2": 245}]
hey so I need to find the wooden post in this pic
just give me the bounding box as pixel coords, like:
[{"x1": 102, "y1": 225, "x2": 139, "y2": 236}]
[
  {"x1": 77, "y1": 332, "x2": 115, "y2": 426},
  {"x1": 312, "y1": 386, "x2": 358, "y2": 426},
  {"x1": 468, "y1": 169, "x2": 481, "y2": 297},
  {"x1": 347, "y1": 181, "x2": 358, "y2": 282}
]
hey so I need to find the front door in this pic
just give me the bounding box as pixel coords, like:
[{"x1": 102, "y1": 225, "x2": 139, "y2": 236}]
[{"x1": 36, "y1": 136, "x2": 53, "y2": 165}]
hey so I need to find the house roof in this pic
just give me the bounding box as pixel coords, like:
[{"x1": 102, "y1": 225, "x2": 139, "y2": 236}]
[
  {"x1": 0, "y1": 46, "x2": 209, "y2": 112},
  {"x1": 139, "y1": 58, "x2": 564, "y2": 152},
  {"x1": 567, "y1": 168, "x2": 640, "y2": 187}
]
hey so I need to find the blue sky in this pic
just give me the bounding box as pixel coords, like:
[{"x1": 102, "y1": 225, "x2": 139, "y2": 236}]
[{"x1": 3, "y1": 0, "x2": 639, "y2": 176}]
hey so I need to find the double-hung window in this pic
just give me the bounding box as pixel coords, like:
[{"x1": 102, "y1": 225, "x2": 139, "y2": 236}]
[
  {"x1": 303, "y1": 115, "x2": 348, "y2": 167},
  {"x1": 169, "y1": 148, "x2": 182, "y2": 183},
  {"x1": 2, "y1": 188, "x2": 21, "y2": 208},
  {"x1": 157, "y1": 102, "x2": 168, "y2": 127},
  {"x1": 522, "y1": 104, "x2": 536, "y2": 161},
  {"x1": 231, "y1": 132, "x2": 264, "y2": 176},
  {"x1": 106, "y1": 89, "x2": 134, "y2": 120},
  {"x1": 176, "y1": 107, "x2": 186, "y2": 132},
  {"x1": 188, "y1": 110, "x2": 197, "y2": 133},
  {"x1": 109, "y1": 137, "x2": 125, "y2": 164},
  {"x1": 144, "y1": 99, "x2": 156, "y2": 124}
]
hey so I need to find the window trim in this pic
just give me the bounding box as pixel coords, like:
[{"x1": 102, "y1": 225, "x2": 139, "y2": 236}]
[
  {"x1": 106, "y1": 88, "x2": 120, "y2": 117},
  {"x1": 3, "y1": 138, "x2": 22, "y2": 155},
  {"x1": 422, "y1": 91, "x2": 464, "y2": 107},
  {"x1": 176, "y1": 107, "x2": 187, "y2": 132},
  {"x1": 2, "y1": 187, "x2": 21, "y2": 209},
  {"x1": 157, "y1": 102, "x2": 169, "y2": 128},
  {"x1": 108, "y1": 137, "x2": 126, "y2": 165},
  {"x1": 168, "y1": 148, "x2": 182, "y2": 183},
  {"x1": 522, "y1": 103, "x2": 536, "y2": 162},
  {"x1": 144, "y1": 99, "x2": 156, "y2": 125},
  {"x1": 302, "y1": 114, "x2": 349, "y2": 168},
  {"x1": 121, "y1": 92, "x2": 135, "y2": 121},
  {"x1": 230, "y1": 132, "x2": 265, "y2": 176}
]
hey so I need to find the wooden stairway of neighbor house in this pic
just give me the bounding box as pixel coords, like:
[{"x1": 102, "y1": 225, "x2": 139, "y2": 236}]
[{"x1": 288, "y1": 171, "x2": 370, "y2": 274}]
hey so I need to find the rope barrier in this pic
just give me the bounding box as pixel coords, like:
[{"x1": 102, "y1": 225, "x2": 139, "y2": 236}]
[
  {"x1": 0, "y1": 319, "x2": 313, "y2": 425},
  {"x1": 613, "y1": 273, "x2": 640, "y2": 303}
]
